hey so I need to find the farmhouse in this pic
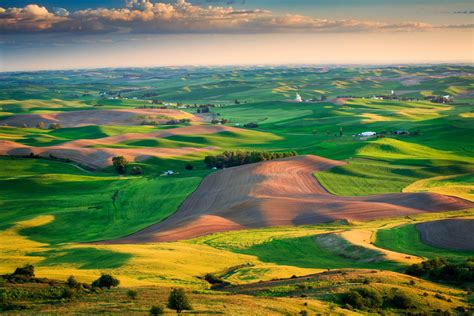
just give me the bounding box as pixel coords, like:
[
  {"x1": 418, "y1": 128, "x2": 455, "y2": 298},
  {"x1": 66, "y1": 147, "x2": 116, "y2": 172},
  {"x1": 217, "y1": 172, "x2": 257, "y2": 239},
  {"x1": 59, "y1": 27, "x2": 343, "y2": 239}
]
[
  {"x1": 295, "y1": 93, "x2": 303, "y2": 102},
  {"x1": 359, "y1": 131, "x2": 377, "y2": 137}
]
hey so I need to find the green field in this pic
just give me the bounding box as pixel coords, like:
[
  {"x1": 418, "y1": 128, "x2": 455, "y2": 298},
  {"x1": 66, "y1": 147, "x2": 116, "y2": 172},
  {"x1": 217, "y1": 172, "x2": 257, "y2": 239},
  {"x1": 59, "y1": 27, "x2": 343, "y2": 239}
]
[
  {"x1": 0, "y1": 65, "x2": 473, "y2": 314},
  {"x1": 375, "y1": 223, "x2": 473, "y2": 262}
]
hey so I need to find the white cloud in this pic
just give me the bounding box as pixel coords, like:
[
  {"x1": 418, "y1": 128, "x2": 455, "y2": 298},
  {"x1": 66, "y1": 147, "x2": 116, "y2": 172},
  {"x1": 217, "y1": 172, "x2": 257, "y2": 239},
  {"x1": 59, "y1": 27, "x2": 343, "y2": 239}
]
[{"x1": 0, "y1": 1, "x2": 471, "y2": 34}]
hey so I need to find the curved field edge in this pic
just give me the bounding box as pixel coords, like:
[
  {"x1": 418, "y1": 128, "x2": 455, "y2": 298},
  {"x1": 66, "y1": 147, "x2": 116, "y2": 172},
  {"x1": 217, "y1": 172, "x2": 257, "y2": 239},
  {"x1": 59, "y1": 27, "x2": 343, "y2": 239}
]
[
  {"x1": 374, "y1": 220, "x2": 474, "y2": 262},
  {"x1": 1, "y1": 210, "x2": 473, "y2": 287},
  {"x1": 403, "y1": 173, "x2": 474, "y2": 201},
  {"x1": 0, "y1": 157, "x2": 210, "y2": 243},
  {"x1": 315, "y1": 158, "x2": 474, "y2": 197}
]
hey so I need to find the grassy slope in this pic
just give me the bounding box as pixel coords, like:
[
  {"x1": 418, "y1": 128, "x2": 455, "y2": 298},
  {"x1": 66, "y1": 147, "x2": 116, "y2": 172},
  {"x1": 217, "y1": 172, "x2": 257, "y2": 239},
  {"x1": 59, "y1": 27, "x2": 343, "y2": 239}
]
[
  {"x1": 0, "y1": 158, "x2": 208, "y2": 243},
  {"x1": 0, "y1": 66, "x2": 473, "y2": 295},
  {"x1": 375, "y1": 223, "x2": 474, "y2": 261}
]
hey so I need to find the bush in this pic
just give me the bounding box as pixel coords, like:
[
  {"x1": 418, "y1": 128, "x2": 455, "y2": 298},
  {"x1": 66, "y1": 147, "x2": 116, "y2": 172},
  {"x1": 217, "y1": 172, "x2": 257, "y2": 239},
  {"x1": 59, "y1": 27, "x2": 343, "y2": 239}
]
[
  {"x1": 91, "y1": 274, "x2": 120, "y2": 289},
  {"x1": 341, "y1": 287, "x2": 383, "y2": 310},
  {"x1": 66, "y1": 276, "x2": 80, "y2": 289},
  {"x1": 112, "y1": 156, "x2": 129, "y2": 174},
  {"x1": 60, "y1": 287, "x2": 75, "y2": 300},
  {"x1": 48, "y1": 123, "x2": 64, "y2": 130},
  {"x1": 131, "y1": 166, "x2": 143, "y2": 175},
  {"x1": 244, "y1": 122, "x2": 259, "y2": 128},
  {"x1": 185, "y1": 163, "x2": 194, "y2": 170},
  {"x1": 204, "y1": 273, "x2": 229, "y2": 287},
  {"x1": 13, "y1": 265, "x2": 34, "y2": 278},
  {"x1": 391, "y1": 291, "x2": 414, "y2": 309},
  {"x1": 150, "y1": 305, "x2": 164, "y2": 315},
  {"x1": 167, "y1": 288, "x2": 192, "y2": 313},
  {"x1": 36, "y1": 122, "x2": 45, "y2": 129},
  {"x1": 204, "y1": 273, "x2": 223, "y2": 284},
  {"x1": 127, "y1": 290, "x2": 138, "y2": 300}
]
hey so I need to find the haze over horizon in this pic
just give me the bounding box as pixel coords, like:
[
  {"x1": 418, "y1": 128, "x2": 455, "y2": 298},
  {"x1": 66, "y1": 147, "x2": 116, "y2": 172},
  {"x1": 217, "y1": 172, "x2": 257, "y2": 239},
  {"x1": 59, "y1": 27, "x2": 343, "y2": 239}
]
[{"x1": 1, "y1": 0, "x2": 473, "y2": 71}]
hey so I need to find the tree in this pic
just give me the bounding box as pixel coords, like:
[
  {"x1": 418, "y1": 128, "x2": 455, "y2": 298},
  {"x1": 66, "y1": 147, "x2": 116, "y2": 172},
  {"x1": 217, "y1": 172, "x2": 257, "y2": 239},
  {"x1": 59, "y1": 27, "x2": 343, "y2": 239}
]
[
  {"x1": 112, "y1": 156, "x2": 129, "y2": 174},
  {"x1": 185, "y1": 163, "x2": 194, "y2": 170},
  {"x1": 167, "y1": 288, "x2": 192, "y2": 313},
  {"x1": 91, "y1": 274, "x2": 120, "y2": 289}
]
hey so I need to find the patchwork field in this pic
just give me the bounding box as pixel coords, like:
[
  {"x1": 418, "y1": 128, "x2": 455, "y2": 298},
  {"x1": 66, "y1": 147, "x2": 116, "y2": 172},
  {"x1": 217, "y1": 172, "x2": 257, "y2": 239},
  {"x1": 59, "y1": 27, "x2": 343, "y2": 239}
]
[{"x1": 0, "y1": 65, "x2": 473, "y2": 314}]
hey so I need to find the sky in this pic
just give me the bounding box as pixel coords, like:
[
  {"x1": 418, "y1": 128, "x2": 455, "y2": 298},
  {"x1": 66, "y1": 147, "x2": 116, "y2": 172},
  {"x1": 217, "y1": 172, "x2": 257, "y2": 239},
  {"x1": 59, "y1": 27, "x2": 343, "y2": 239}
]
[{"x1": 0, "y1": 0, "x2": 473, "y2": 71}]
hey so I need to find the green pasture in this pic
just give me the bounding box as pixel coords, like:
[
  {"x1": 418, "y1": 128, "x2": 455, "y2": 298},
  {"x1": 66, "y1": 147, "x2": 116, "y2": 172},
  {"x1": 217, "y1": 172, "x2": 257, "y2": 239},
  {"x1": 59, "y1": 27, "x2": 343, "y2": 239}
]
[
  {"x1": 375, "y1": 223, "x2": 474, "y2": 262},
  {"x1": 0, "y1": 157, "x2": 208, "y2": 243}
]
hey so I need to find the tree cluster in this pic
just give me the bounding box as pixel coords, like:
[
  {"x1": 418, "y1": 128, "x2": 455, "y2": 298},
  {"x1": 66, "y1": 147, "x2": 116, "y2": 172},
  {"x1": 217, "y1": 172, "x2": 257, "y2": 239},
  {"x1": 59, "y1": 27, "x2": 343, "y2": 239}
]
[
  {"x1": 204, "y1": 150, "x2": 297, "y2": 169},
  {"x1": 405, "y1": 257, "x2": 474, "y2": 284},
  {"x1": 165, "y1": 118, "x2": 191, "y2": 125},
  {"x1": 342, "y1": 286, "x2": 415, "y2": 311}
]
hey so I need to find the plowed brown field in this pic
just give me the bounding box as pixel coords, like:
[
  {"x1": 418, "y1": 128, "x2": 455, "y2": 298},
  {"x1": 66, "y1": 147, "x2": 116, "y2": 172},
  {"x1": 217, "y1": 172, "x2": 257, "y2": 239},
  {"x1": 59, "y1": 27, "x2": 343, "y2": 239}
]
[
  {"x1": 416, "y1": 219, "x2": 474, "y2": 251},
  {"x1": 108, "y1": 155, "x2": 473, "y2": 243}
]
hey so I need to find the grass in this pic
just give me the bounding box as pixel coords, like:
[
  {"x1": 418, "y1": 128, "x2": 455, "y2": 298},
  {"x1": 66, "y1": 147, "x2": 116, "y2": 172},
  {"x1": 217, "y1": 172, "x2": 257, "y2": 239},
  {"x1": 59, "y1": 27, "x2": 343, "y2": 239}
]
[
  {"x1": 0, "y1": 65, "x2": 473, "y2": 296},
  {"x1": 29, "y1": 247, "x2": 132, "y2": 269},
  {"x1": 375, "y1": 223, "x2": 474, "y2": 262},
  {"x1": 0, "y1": 157, "x2": 208, "y2": 243},
  {"x1": 316, "y1": 158, "x2": 473, "y2": 196},
  {"x1": 404, "y1": 173, "x2": 474, "y2": 201}
]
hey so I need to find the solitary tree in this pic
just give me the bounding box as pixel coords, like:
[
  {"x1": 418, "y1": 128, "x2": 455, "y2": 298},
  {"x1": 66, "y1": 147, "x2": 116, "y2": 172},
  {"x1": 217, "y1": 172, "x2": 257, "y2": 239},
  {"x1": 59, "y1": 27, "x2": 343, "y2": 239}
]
[
  {"x1": 112, "y1": 156, "x2": 129, "y2": 174},
  {"x1": 167, "y1": 288, "x2": 192, "y2": 313}
]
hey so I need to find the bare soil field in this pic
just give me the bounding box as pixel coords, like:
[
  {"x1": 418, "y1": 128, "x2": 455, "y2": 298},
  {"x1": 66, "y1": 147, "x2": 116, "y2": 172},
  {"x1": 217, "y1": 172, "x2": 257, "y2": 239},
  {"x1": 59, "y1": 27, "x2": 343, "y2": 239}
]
[
  {"x1": 416, "y1": 219, "x2": 474, "y2": 251},
  {"x1": 109, "y1": 155, "x2": 473, "y2": 243},
  {"x1": 0, "y1": 140, "x2": 215, "y2": 169},
  {"x1": 0, "y1": 109, "x2": 196, "y2": 127},
  {"x1": 66, "y1": 125, "x2": 242, "y2": 147},
  {"x1": 0, "y1": 125, "x2": 244, "y2": 169}
]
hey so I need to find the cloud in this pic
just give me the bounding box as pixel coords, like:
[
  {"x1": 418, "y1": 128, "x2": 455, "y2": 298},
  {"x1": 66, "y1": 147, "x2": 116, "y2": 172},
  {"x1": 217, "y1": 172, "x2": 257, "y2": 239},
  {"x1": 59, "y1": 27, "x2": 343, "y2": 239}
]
[
  {"x1": 0, "y1": 0, "x2": 471, "y2": 34},
  {"x1": 0, "y1": 4, "x2": 68, "y2": 32}
]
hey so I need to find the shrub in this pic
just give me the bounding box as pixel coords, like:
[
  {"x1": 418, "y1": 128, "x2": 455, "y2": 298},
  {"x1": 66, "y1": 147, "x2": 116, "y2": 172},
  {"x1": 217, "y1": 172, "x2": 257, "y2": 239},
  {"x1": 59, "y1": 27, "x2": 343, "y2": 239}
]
[
  {"x1": 167, "y1": 288, "x2": 192, "y2": 313},
  {"x1": 204, "y1": 273, "x2": 223, "y2": 284},
  {"x1": 112, "y1": 156, "x2": 129, "y2": 174},
  {"x1": 150, "y1": 305, "x2": 164, "y2": 315},
  {"x1": 341, "y1": 287, "x2": 383, "y2": 310},
  {"x1": 36, "y1": 122, "x2": 45, "y2": 129},
  {"x1": 48, "y1": 123, "x2": 64, "y2": 130},
  {"x1": 91, "y1": 274, "x2": 120, "y2": 289},
  {"x1": 391, "y1": 291, "x2": 414, "y2": 309},
  {"x1": 244, "y1": 122, "x2": 259, "y2": 128},
  {"x1": 185, "y1": 163, "x2": 194, "y2": 170},
  {"x1": 131, "y1": 166, "x2": 143, "y2": 175},
  {"x1": 405, "y1": 258, "x2": 474, "y2": 284},
  {"x1": 13, "y1": 265, "x2": 35, "y2": 278},
  {"x1": 60, "y1": 287, "x2": 75, "y2": 300},
  {"x1": 127, "y1": 290, "x2": 138, "y2": 300},
  {"x1": 67, "y1": 276, "x2": 80, "y2": 289}
]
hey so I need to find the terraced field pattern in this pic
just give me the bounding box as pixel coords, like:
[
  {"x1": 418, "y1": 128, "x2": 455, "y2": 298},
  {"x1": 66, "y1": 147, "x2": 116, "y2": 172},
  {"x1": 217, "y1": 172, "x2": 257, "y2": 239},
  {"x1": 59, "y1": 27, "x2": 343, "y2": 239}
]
[{"x1": 0, "y1": 65, "x2": 473, "y2": 314}]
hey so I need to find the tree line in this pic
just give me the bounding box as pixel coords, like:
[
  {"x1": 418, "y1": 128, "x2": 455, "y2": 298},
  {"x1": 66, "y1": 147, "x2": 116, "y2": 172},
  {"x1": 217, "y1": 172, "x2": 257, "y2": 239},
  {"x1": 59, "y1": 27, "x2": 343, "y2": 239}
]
[{"x1": 204, "y1": 150, "x2": 297, "y2": 169}]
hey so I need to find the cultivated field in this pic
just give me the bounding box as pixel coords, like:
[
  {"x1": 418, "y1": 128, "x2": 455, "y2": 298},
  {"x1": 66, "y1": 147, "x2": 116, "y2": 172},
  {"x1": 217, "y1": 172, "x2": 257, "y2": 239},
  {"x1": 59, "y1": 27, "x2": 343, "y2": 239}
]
[{"x1": 0, "y1": 65, "x2": 473, "y2": 314}]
